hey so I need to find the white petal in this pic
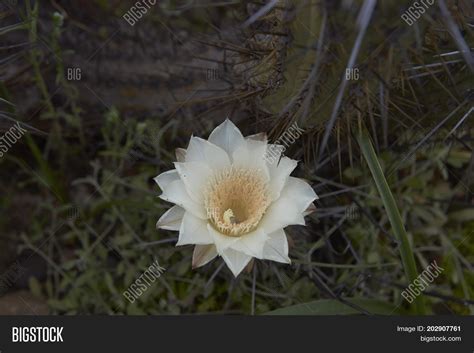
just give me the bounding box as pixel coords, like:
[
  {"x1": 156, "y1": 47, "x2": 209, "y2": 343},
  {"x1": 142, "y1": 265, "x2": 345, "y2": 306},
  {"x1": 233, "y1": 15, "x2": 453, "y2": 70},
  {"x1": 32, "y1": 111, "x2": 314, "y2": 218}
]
[
  {"x1": 262, "y1": 229, "x2": 291, "y2": 264},
  {"x1": 177, "y1": 212, "x2": 213, "y2": 245},
  {"x1": 175, "y1": 148, "x2": 186, "y2": 162},
  {"x1": 280, "y1": 177, "x2": 318, "y2": 213},
  {"x1": 192, "y1": 245, "x2": 218, "y2": 268},
  {"x1": 208, "y1": 119, "x2": 245, "y2": 158},
  {"x1": 264, "y1": 143, "x2": 285, "y2": 165},
  {"x1": 185, "y1": 136, "x2": 230, "y2": 170},
  {"x1": 260, "y1": 177, "x2": 316, "y2": 234},
  {"x1": 159, "y1": 179, "x2": 206, "y2": 219},
  {"x1": 267, "y1": 156, "x2": 298, "y2": 200},
  {"x1": 156, "y1": 205, "x2": 185, "y2": 230},
  {"x1": 260, "y1": 194, "x2": 305, "y2": 234},
  {"x1": 229, "y1": 228, "x2": 269, "y2": 259},
  {"x1": 154, "y1": 169, "x2": 179, "y2": 191},
  {"x1": 232, "y1": 139, "x2": 269, "y2": 178},
  {"x1": 174, "y1": 161, "x2": 212, "y2": 204},
  {"x1": 207, "y1": 224, "x2": 240, "y2": 254},
  {"x1": 221, "y1": 248, "x2": 252, "y2": 277}
]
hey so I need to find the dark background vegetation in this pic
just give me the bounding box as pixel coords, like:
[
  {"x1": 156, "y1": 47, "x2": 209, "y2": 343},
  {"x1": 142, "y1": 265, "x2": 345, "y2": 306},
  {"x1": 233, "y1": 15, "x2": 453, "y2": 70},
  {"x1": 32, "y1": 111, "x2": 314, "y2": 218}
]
[{"x1": 0, "y1": 0, "x2": 473, "y2": 314}]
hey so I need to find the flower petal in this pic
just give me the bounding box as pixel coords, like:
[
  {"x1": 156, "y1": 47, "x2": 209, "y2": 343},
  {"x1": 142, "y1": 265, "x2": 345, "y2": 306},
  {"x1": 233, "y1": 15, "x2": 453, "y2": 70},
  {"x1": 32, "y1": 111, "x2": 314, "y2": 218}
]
[
  {"x1": 159, "y1": 179, "x2": 206, "y2": 219},
  {"x1": 156, "y1": 205, "x2": 185, "y2": 230},
  {"x1": 264, "y1": 143, "x2": 285, "y2": 165},
  {"x1": 154, "y1": 169, "x2": 179, "y2": 191},
  {"x1": 260, "y1": 194, "x2": 305, "y2": 234},
  {"x1": 221, "y1": 248, "x2": 252, "y2": 277},
  {"x1": 174, "y1": 161, "x2": 212, "y2": 204},
  {"x1": 232, "y1": 139, "x2": 269, "y2": 178},
  {"x1": 208, "y1": 119, "x2": 245, "y2": 158},
  {"x1": 177, "y1": 212, "x2": 213, "y2": 245},
  {"x1": 262, "y1": 229, "x2": 291, "y2": 264},
  {"x1": 185, "y1": 136, "x2": 230, "y2": 170},
  {"x1": 260, "y1": 176, "x2": 316, "y2": 233},
  {"x1": 267, "y1": 156, "x2": 298, "y2": 200},
  {"x1": 229, "y1": 228, "x2": 269, "y2": 259},
  {"x1": 192, "y1": 245, "x2": 218, "y2": 268},
  {"x1": 207, "y1": 224, "x2": 240, "y2": 254},
  {"x1": 175, "y1": 148, "x2": 186, "y2": 162},
  {"x1": 280, "y1": 177, "x2": 318, "y2": 213}
]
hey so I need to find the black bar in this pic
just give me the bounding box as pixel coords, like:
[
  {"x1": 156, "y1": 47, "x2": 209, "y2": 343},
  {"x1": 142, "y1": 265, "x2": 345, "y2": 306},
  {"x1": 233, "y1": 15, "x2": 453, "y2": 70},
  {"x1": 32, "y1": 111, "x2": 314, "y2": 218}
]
[{"x1": 0, "y1": 316, "x2": 472, "y2": 353}]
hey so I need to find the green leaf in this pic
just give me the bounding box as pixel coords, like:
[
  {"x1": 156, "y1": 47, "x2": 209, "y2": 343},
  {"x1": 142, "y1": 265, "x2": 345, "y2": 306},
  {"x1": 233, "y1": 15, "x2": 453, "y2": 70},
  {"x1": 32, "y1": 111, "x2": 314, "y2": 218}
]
[
  {"x1": 357, "y1": 129, "x2": 426, "y2": 315},
  {"x1": 265, "y1": 298, "x2": 404, "y2": 315}
]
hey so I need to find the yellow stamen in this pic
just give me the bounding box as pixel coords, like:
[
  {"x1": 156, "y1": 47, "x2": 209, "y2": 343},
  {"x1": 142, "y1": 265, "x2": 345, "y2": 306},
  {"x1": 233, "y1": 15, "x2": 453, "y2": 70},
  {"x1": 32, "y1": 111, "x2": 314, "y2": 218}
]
[
  {"x1": 205, "y1": 167, "x2": 270, "y2": 237},
  {"x1": 223, "y1": 209, "x2": 238, "y2": 224}
]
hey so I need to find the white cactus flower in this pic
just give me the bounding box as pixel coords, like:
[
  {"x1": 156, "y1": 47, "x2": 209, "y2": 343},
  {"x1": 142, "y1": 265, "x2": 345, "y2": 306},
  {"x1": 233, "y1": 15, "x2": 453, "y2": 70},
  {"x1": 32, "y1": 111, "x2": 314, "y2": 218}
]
[{"x1": 155, "y1": 119, "x2": 318, "y2": 277}]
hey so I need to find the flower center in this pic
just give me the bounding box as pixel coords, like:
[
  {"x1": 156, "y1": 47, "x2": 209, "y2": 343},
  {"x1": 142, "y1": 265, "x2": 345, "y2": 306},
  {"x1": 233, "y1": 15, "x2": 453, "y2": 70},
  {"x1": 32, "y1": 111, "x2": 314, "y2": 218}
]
[{"x1": 205, "y1": 167, "x2": 270, "y2": 237}]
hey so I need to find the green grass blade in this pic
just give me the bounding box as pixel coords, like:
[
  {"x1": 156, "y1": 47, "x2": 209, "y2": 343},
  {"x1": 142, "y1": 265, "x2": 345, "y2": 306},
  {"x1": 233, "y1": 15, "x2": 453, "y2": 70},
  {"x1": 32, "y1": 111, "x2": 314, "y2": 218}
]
[{"x1": 357, "y1": 129, "x2": 426, "y2": 314}]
